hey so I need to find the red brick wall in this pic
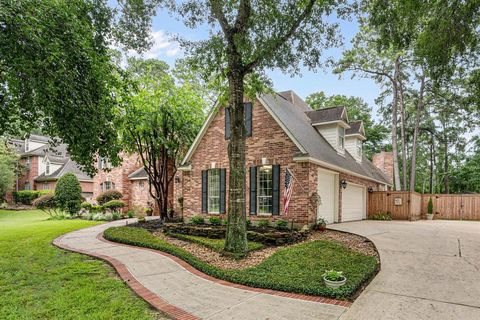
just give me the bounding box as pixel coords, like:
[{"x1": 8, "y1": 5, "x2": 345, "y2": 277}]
[
  {"x1": 16, "y1": 156, "x2": 39, "y2": 190},
  {"x1": 372, "y1": 151, "x2": 393, "y2": 184},
  {"x1": 180, "y1": 98, "x2": 384, "y2": 226}
]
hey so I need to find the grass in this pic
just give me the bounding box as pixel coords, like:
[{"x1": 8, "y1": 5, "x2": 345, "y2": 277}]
[
  {"x1": 0, "y1": 209, "x2": 163, "y2": 320},
  {"x1": 169, "y1": 233, "x2": 264, "y2": 252},
  {"x1": 104, "y1": 226, "x2": 378, "y2": 300}
]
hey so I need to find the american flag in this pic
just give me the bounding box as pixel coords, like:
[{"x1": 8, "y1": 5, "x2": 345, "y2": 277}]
[{"x1": 283, "y1": 168, "x2": 294, "y2": 215}]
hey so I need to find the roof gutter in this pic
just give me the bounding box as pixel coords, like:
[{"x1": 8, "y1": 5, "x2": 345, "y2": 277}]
[{"x1": 293, "y1": 156, "x2": 392, "y2": 186}]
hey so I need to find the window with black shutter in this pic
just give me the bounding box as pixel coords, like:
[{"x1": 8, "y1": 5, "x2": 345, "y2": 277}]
[
  {"x1": 272, "y1": 165, "x2": 280, "y2": 215},
  {"x1": 201, "y1": 170, "x2": 208, "y2": 213},
  {"x1": 225, "y1": 102, "x2": 252, "y2": 139},
  {"x1": 249, "y1": 166, "x2": 257, "y2": 214}
]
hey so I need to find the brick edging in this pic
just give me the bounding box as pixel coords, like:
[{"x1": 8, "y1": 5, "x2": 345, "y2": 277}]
[
  {"x1": 97, "y1": 233, "x2": 352, "y2": 308},
  {"x1": 52, "y1": 235, "x2": 199, "y2": 320}
]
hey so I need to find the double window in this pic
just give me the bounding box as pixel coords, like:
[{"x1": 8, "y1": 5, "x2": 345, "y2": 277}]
[
  {"x1": 338, "y1": 127, "x2": 345, "y2": 149},
  {"x1": 100, "y1": 181, "x2": 115, "y2": 192}
]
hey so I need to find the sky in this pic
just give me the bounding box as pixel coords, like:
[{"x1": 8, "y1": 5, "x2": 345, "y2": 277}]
[{"x1": 126, "y1": 6, "x2": 384, "y2": 119}]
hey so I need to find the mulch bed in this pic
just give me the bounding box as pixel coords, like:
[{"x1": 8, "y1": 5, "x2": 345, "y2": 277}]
[{"x1": 152, "y1": 228, "x2": 378, "y2": 270}]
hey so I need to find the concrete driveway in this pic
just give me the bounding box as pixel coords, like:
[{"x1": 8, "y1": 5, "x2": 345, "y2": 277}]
[{"x1": 330, "y1": 220, "x2": 480, "y2": 320}]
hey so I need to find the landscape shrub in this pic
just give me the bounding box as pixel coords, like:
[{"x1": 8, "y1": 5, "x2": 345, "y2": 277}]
[
  {"x1": 112, "y1": 212, "x2": 120, "y2": 220},
  {"x1": 91, "y1": 205, "x2": 104, "y2": 213},
  {"x1": 13, "y1": 190, "x2": 51, "y2": 205},
  {"x1": 208, "y1": 216, "x2": 222, "y2": 226},
  {"x1": 32, "y1": 193, "x2": 59, "y2": 217},
  {"x1": 190, "y1": 215, "x2": 205, "y2": 225},
  {"x1": 427, "y1": 197, "x2": 434, "y2": 214},
  {"x1": 54, "y1": 173, "x2": 82, "y2": 215},
  {"x1": 127, "y1": 210, "x2": 135, "y2": 218},
  {"x1": 257, "y1": 219, "x2": 269, "y2": 229},
  {"x1": 96, "y1": 190, "x2": 123, "y2": 205},
  {"x1": 275, "y1": 220, "x2": 289, "y2": 230},
  {"x1": 103, "y1": 199, "x2": 125, "y2": 212},
  {"x1": 81, "y1": 202, "x2": 92, "y2": 211}
]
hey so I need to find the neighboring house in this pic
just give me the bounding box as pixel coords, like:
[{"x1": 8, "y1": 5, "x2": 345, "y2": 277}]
[
  {"x1": 93, "y1": 153, "x2": 163, "y2": 212},
  {"x1": 8, "y1": 134, "x2": 94, "y2": 200},
  {"x1": 174, "y1": 90, "x2": 392, "y2": 226}
]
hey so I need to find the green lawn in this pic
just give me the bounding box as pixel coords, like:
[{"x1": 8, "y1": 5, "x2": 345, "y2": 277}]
[
  {"x1": 169, "y1": 233, "x2": 264, "y2": 252},
  {"x1": 105, "y1": 226, "x2": 378, "y2": 300},
  {"x1": 0, "y1": 210, "x2": 163, "y2": 320}
]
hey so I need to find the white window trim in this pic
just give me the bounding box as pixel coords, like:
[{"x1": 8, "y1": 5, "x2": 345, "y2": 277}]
[
  {"x1": 208, "y1": 169, "x2": 220, "y2": 214},
  {"x1": 338, "y1": 127, "x2": 345, "y2": 150},
  {"x1": 257, "y1": 165, "x2": 273, "y2": 215}
]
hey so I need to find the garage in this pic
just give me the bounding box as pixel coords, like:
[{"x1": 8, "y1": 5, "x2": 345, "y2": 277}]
[
  {"x1": 317, "y1": 169, "x2": 338, "y2": 224},
  {"x1": 342, "y1": 184, "x2": 366, "y2": 222}
]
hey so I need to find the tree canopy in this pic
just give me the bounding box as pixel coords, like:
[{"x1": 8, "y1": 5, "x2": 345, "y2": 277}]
[{"x1": 0, "y1": 140, "x2": 19, "y2": 201}]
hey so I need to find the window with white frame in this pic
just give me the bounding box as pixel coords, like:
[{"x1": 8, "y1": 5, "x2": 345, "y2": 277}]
[
  {"x1": 43, "y1": 182, "x2": 49, "y2": 190},
  {"x1": 45, "y1": 160, "x2": 50, "y2": 175},
  {"x1": 338, "y1": 127, "x2": 345, "y2": 149},
  {"x1": 25, "y1": 139, "x2": 29, "y2": 152},
  {"x1": 257, "y1": 165, "x2": 273, "y2": 214},
  {"x1": 208, "y1": 169, "x2": 220, "y2": 213},
  {"x1": 100, "y1": 181, "x2": 115, "y2": 192},
  {"x1": 24, "y1": 182, "x2": 30, "y2": 190},
  {"x1": 357, "y1": 139, "x2": 362, "y2": 157}
]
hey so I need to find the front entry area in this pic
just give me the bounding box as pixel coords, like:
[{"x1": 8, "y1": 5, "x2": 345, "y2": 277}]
[
  {"x1": 317, "y1": 169, "x2": 338, "y2": 224},
  {"x1": 341, "y1": 183, "x2": 366, "y2": 222}
]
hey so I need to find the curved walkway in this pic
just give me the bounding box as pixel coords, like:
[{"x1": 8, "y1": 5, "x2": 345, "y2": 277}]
[
  {"x1": 330, "y1": 220, "x2": 480, "y2": 320},
  {"x1": 54, "y1": 219, "x2": 348, "y2": 320}
]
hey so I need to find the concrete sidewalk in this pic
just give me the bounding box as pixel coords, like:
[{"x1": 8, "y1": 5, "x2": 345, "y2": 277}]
[{"x1": 54, "y1": 219, "x2": 347, "y2": 320}]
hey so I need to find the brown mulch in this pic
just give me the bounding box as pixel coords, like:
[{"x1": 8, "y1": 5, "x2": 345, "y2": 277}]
[{"x1": 152, "y1": 229, "x2": 379, "y2": 270}]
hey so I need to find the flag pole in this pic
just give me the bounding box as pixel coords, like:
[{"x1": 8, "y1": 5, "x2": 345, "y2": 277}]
[{"x1": 286, "y1": 166, "x2": 307, "y2": 194}]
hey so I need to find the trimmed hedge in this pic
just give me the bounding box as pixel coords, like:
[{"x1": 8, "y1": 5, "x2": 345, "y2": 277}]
[
  {"x1": 103, "y1": 199, "x2": 125, "y2": 211},
  {"x1": 13, "y1": 190, "x2": 51, "y2": 205},
  {"x1": 55, "y1": 173, "x2": 82, "y2": 215},
  {"x1": 104, "y1": 226, "x2": 379, "y2": 299},
  {"x1": 96, "y1": 190, "x2": 122, "y2": 205}
]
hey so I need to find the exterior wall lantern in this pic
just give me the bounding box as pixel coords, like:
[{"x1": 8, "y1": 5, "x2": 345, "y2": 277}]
[
  {"x1": 175, "y1": 176, "x2": 181, "y2": 183},
  {"x1": 368, "y1": 186, "x2": 374, "y2": 193},
  {"x1": 340, "y1": 179, "x2": 347, "y2": 189}
]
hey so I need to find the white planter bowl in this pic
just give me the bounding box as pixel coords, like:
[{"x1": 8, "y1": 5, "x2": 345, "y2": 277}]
[
  {"x1": 426, "y1": 214, "x2": 434, "y2": 220},
  {"x1": 323, "y1": 276, "x2": 347, "y2": 289}
]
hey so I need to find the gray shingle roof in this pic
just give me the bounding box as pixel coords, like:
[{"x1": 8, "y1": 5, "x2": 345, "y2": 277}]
[
  {"x1": 35, "y1": 160, "x2": 92, "y2": 182},
  {"x1": 305, "y1": 106, "x2": 348, "y2": 124},
  {"x1": 128, "y1": 167, "x2": 148, "y2": 180},
  {"x1": 346, "y1": 120, "x2": 364, "y2": 135},
  {"x1": 258, "y1": 93, "x2": 390, "y2": 184},
  {"x1": 278, "y1": 90, "x2": 312, "y2": 112}
]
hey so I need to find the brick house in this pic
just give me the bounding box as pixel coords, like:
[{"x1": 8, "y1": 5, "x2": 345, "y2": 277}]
[
  {"x1": 175, "y1": 90, "x2": 392, "y2": 226},
  {"x1": 8, "y1": 134, "x2": 94, "y2": 200}
]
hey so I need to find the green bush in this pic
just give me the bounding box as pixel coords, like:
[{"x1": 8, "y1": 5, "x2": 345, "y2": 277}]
[
  {"x1": 190, "y1": 215, "x2": 205, "y2": 225},
  {"x1": 96, "y1": 190, "x2": 123, "y2": 205},
  {"x1": 55, "y1": 173, "x2": 82, "y2": 215},
  {"x1": 427, "y1": 197, "x2": 434, "y2": 214},
  {"x1": 369, "y1": 212, "x2": 392, "y2": 221},
  {"x1": 127, "y1": 210, "x2": 135, "y2": 218},
  {"x1": 275, "y1": 220, "x2": 289, "y2": 230},
  {"x1": 13, "y1": 190, "x2": 51, "y2": 205},
  {"x1": 246, "y1": 219, "x2": 251, "y2": 227},
  {"x1": 91, "y1": 205, "x2": 104, "y2": 213},
  {"x1": 208, "y1": 216, "x2": 222, "y2": 226},
  {"x1": 103, "y1": 200, "x2": 125, "y2": 212},
  {"x1": 81, "y1": 202, "x2": 92, "y2": 210},
  {"x1": 112, "y1": 212, "x2": 120, "y2": 220},
  {"x1": 258, "y1": 219, "x2": 269, "y2": 228}
]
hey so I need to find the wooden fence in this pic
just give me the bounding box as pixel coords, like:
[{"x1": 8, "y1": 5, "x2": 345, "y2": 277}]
[{"x1": 368, "y1": 191, "x2": 480, "y2": 221}]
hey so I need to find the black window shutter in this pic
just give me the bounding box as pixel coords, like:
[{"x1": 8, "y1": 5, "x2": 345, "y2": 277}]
[
  {"x1": 225, "y1": 108, "x2": 231, "y2": 140},
  {"x1": 249, "y1": 166, "x2": 257, "y2": 214},
  {"x1": 244, "y1": 102, "x2": 252, "y2": 137},
  {"x1": 272, "y1": 165, "x2": 280, "y2": 215},
  {"x1": 201, "y1": 170, "x2": 208, "y2": 213},
  {"x1": 219, "y1": 168, "x2": 226, "y2": 213}
]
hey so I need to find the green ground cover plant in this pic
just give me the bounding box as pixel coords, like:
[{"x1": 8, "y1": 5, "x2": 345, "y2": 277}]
[{"x1": 104, "y1": 226, "x2": 378, "y2": 299}]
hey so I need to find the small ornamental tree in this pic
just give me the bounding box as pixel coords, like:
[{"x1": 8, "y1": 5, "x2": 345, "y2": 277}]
[
  {"x1": 427, "y1": 197, "x2": 434, "y2": 215},
  {"x1": 33, "y1": 194, "x2": 59, "y2": 217},
  {"x1": 55, "y1": 173, "x2": 82, "y2": 215}
]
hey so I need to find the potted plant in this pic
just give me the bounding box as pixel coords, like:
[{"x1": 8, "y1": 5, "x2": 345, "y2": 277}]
[
  {"x1": 323, "y1": 270, "x2": 346, "y2": 289},
  {"x1": 427, "y1": 197, "x2": 434, "y2": 220},
  {"x1": 315, "y1": 217, "x2": 328, "y2": 231}
]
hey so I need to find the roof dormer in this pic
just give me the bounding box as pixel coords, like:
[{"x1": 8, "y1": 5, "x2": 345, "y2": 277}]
[
  {"x1": 345, "y1": 120, "x2": 366, "y2": 162},
  {"x1": 306, "y1": 106, "x2": 351, "y2": 155}
]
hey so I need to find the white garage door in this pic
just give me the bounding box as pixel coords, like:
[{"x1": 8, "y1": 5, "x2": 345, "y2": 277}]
[
  {"x1": 342, "y1": 184, "x2": 366, "y2": 222},
  {"x1": 317, "y1": 170, "x2": 337, "y2": 224}
]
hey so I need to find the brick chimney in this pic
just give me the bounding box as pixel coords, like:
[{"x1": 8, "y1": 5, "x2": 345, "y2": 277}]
[{"x1": 373, "y1": 151, "x2": 393, "y2": 184}]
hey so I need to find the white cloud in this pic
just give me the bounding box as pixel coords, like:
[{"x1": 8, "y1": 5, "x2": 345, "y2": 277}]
[{"x1": 128, "y1": 30, "x2": 181, "y2": 59}]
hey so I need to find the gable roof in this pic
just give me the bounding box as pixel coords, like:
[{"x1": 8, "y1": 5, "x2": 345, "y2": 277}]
[
  {"x1": 181, "y1": 92, "x2": 391, "y2": 185},
  {"x1": 346, "y1": 120, "x2": 365, "y2": 136},
  {"x1": 278, "y1": 90, "x2": 312, "y2": 112},
  {"x1": 128, "y1": 167, "x2": 148, "y2": 180},
  {"x1": 305, "y1": 106, "x2": 349, "y2": 125},
  {"x1": 35, "y1": 160, "x2": 93, "y2": 182}
]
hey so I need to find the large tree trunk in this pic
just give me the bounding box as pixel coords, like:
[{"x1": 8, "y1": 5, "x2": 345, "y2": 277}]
[
  {"x1": 429, "y1": 131, "x2": 434, "y2": 194},
  {"x1": 391, "y1": 63, "x2": 402, "y2": 191},
  {"x1": 409, "y1": 74, "x2": 425, "y2": 191},
  {"x1": 397, "y1": 60, "x2": 408, "y2": 190},
  {"x1": 444, "y1": 138, "x2": 450, "y2": 194},
  {"x1": 224, "y1": 70, "x2": 248, "y2": 255}
]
